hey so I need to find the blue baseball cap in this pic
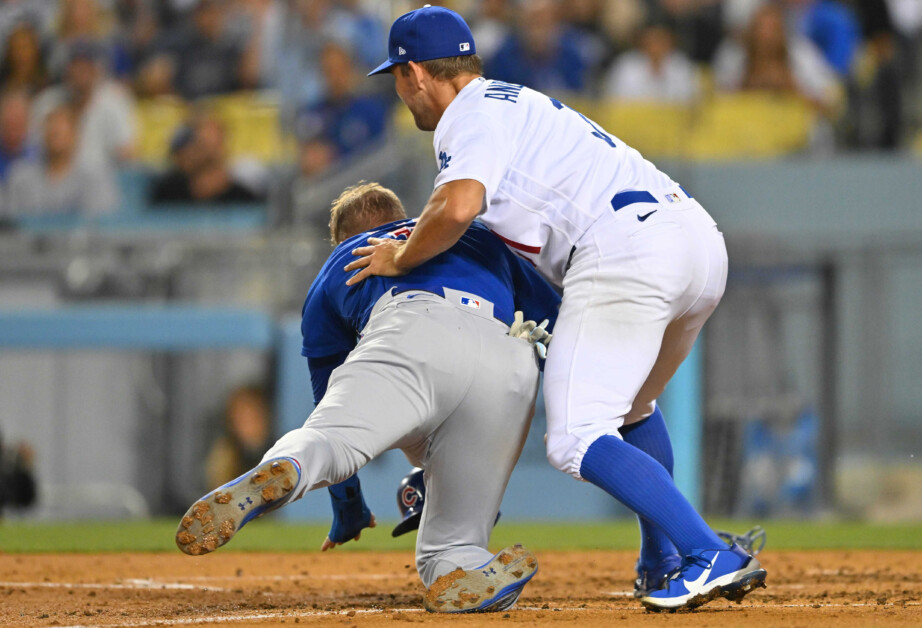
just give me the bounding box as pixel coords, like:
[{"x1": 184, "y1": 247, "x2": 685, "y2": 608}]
[{"x1": 368, "y1": 5, "x2": 476, "y2": 77}]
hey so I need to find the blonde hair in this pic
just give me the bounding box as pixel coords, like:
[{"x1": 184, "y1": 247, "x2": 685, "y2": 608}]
[{"x1": 329, "y1": 181, "x2": 406, "y2": 245}]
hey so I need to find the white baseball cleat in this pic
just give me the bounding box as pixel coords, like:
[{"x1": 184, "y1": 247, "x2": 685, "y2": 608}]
[{"x1": 424, "y1": 544, "x2": 538, "y2": 613}]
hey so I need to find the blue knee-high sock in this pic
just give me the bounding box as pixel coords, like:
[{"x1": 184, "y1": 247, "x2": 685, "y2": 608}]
[
  {"x1": 580, "y1": 432, "x2": 724, "y2": 556},
  {"x1": 620, "y1": 406, "x2": 680, "y2": 568}
]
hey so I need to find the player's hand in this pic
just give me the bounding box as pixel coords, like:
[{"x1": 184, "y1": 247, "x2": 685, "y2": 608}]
[
  {"x1": 509, "y1": 311, "x2": 537, "y2": 339},
  {"x1": 344, "y1": 238, "x2": 408, "y2": 286},
  {"x1": 324, "y1": 476, "x2": 375, "y2": 551},
  {"x1": 509, "y1": 311, "x2": 553, "y2": 359},
  {"x1": 321, "y1": 514, "x2": 376, "y2": 551}
]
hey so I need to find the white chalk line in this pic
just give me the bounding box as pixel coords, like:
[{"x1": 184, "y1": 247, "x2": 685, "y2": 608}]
[
  {"x1": 48, "y1": 608, "x2": 424, "y2": 628},
  {"x1": 38, "y1": 599, "x2": 922, "y2": 628},
  {"x1": 49, "y1": 607, "x2": 602, "y2": 628},
  {"x1": 47, "y1": 600, "x2": 922, "y2": 628},
  {"x1": 603, "y1": 592, "x2": 922, "y2": 610},
  {"x1": 8, "y1": 577, "x2": 916, "y2": 608},
  {"x1": 775, "y1": 602, "x2": 922, "y2": 608},
  {"x1": 0, "y1": 580, "x2": 227, "y2": 592},
  {"x1": 7, "y1": 576, "x2": 916, "y2": 627},
  {"x1": 0, "y1": 572, "x2": 413, "y2": 594},
  {"x1": 174, "y1": 573, "x2": 413, "y2": 582}
]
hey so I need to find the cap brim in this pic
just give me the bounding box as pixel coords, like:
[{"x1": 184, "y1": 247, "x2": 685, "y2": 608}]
[
  {"x1": 368, "y1": 59, "x2": 398, "y2": 77},
  {"x1": 391, "y1": 512, "x2": 421, "y2": 537}
]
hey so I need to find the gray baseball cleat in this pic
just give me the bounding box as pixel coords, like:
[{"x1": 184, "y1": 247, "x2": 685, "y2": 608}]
[
  {"x1": 175, "y1": 457, "x2": 300, "y2": 556},
  {"x1": 424, "y1": 544, "x2": 538, "y2": 613}
]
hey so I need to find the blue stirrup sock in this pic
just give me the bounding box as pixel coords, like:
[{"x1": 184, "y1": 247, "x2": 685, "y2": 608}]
[
  {"x1": 620, "y1": 407, "x2": 680, "y2": 568},
  {"x1": 580, "y1": 430, "x2": 725, "y2": 556}
]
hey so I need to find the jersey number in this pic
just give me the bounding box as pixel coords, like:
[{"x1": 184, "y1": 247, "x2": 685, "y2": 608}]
[{"x1": 549, "y1": 98, "x2": 616, "y2": 148}]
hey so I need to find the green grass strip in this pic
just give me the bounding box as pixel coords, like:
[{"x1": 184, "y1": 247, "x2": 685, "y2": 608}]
[{"x1": 2, "y1": 519, "x2": 920, "y2": 553}]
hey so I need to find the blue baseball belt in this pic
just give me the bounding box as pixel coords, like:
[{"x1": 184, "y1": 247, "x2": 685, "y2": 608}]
[{"x1": 610, "y1": 186, "x2": 694, "y2": 212}]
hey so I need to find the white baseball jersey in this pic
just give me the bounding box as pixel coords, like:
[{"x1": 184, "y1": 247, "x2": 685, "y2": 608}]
[{"x1": 433, "y1": 77, "x2": 675, "y2": 287}]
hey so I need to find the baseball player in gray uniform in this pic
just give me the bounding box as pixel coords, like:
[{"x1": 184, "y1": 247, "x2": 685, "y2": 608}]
[
  {"x1": 351, "y1": 6, "x2": 767, "y2": 612},
  {"x1": 176, "y1": 182, "x2": 558, "y2": 613}
]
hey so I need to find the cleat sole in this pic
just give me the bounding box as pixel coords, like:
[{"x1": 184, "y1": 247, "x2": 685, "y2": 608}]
[
  {"x1": 721, "y1": 569, "x2": 768, "y2": 603},
  {"x1": 424, "y1": 544, "x2": 537, "y2": 614},
  {"x1": 175, "y1": 458, "x2": 298, "y2": 556}
]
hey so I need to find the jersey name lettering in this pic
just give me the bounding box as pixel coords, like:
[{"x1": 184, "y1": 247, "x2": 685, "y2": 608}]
[
  {"x1": 484, "y1": 81, "x2": 523, "y2": 103},
  {"x1": 387, "y1": 225, "x2": 414, "y2": 240}
]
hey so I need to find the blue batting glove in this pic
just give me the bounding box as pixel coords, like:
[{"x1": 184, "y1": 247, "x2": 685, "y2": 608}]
[{"x1": 322, "y1": 475, "x2": 376, "y2": 550}]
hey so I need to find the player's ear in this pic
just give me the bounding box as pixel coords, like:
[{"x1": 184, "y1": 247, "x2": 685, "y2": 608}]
[{"x1": 407, "y1": 60, "x2": 427, "y2": 88}]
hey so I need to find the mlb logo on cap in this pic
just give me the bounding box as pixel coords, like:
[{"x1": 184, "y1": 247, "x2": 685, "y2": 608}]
[
  {"x1": 368, "y1": 5, "x2": 477, "y2": 76},
  {"x1": 460, "y1": 297, "x2": 481, "y2": 309}
]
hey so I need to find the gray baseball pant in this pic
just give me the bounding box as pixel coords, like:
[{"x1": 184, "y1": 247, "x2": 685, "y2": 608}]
[{"x1": 261, "y1": 289, "x2": 540, "y2": 586}]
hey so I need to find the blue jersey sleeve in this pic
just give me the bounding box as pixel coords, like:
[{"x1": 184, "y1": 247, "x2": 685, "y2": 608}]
[
  {"x1": 301, "y1": 278, "x2": 357, "y2": 359},
  {"x1": 301, "y1": 261, "x2": 360, "y2": 404},
  {"x1": 508, "y1": 254, "x2": 561, "y2": 333}
]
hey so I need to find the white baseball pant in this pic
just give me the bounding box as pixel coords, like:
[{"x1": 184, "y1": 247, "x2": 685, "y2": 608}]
[{"x1": 543, "y1": 188, "x2": 728, "y2": 479}]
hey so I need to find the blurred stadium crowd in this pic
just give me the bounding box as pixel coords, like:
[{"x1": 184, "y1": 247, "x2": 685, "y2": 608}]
[{"x1": 0, "y1": 0, "x2": 918, "y2": 223}]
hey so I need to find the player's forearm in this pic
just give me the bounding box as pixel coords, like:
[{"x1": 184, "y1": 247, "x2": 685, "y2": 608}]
[
  {"x1": 396, "y1": 204, "x2": 469, "y2": 271},
  {"x1": 396, "y1": 180, "x2": 483, "y2": 271},
  {"x1": 328, "y1": 474, "x2": 362, "y2": 500}
]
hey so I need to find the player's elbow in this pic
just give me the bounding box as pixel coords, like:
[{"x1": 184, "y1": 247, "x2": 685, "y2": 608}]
[
  {"x1": 435, "y1": 179, "x2": 485, "y2": 224},
  {"x1": 442, "y1": 201, "x2": 480, "y2": 225}
]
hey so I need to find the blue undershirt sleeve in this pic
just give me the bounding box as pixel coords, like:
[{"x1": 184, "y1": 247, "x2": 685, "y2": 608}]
[
  {"x1": 307, "y1": 351, "x2": 351, "y2": 406},
  {"x1": 509, "y1": 253, "x2": 561, "y2": 333}
]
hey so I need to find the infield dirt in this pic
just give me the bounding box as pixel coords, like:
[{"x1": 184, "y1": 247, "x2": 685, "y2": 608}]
[{"x1": 2, "y1": 550, "x2": 919, "y2": 627}]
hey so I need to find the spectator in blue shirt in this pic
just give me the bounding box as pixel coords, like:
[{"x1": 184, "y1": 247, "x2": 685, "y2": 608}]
[
  {"x1": 294, "y1": 42, "x2": 390, "y2": 171},
  {"x1": 258, "y1": 0, "x2": 373, "y2": 129},
  {"x1": 787, "y1": 0, "x2": 860, "y2": 76},
  {"x1": 337, "y1": 0, "x2": 387, "y2": 72},
  {"x1": 485, "y1": 0, "x2": 588, "y2": 92}
]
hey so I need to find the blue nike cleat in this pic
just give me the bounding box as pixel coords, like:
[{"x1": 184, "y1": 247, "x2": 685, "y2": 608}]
[
  {"x1": 175, "y1": 457, "x2": 300, "y2": 556},
  {"x1": 640, "y1": 543, "x2": 766, "y2": 612},
  {"x1": 633, "y1": 554, "x2": 683, "y2": 598},
  {"x1": 424, "y1": 544, "x2": 538, "y2": 613}
]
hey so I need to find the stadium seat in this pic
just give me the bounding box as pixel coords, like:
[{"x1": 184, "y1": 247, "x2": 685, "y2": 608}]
[
  {"x1": 209, "y1": 94, "x2": 295, "y2": 163},
  {"x1": 135, "y1": 97, "x2": 188, "y2": 165},
  {"x1": 686, "y1": 94, "x2": 815, "y2": 160},
  {"x1": 518, "y1": 93, "x2": 812, "y2": 161},
  {"x1": 593, "y1": 102, "x2": 695, "y2": 158},
  {"x1": 135, "y1": 94, "x2": 296, "y2": 166}
]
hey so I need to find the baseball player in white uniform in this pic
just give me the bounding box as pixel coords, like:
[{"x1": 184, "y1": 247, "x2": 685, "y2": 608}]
[{"x1": 350, "y1": 5, "x2": 767, "y2": 612}]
